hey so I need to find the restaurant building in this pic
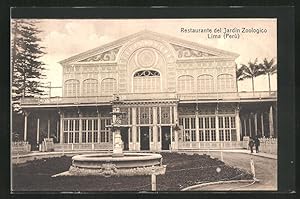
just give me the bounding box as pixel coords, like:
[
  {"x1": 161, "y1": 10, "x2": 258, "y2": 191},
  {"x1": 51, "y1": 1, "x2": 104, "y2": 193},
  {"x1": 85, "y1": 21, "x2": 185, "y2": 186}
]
[{"x1": 20, "y1": 30, "x2": 277, "y2": 151}]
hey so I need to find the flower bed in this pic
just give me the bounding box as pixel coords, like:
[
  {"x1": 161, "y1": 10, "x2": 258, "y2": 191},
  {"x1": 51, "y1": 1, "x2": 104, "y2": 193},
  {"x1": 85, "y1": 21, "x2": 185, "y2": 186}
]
[{"x1": 12, "y1": 152, "x2": 253, "y2": 191}]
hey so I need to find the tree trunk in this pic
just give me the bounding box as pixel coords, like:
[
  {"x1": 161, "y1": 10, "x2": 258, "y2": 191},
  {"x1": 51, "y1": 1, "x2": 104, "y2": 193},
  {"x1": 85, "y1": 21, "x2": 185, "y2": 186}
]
[
  {"x1": 251, "y1": 77, "x2": 255, "y2": 94},
  {"x1": 268, "y1": 73, "x2": 271, "y2": 93},
  {"x1": 236, "y1": 77, "x2": 239, "y2": 92},
  {"x1": 23, "y1": 71, "x2": 26, "y2": 97}
]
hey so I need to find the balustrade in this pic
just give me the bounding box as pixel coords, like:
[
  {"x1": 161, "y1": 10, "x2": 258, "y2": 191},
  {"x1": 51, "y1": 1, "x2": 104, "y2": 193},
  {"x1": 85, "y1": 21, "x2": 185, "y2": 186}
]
[{"x1": 20, "y1": 91, "x2": 277, "y2": 105}]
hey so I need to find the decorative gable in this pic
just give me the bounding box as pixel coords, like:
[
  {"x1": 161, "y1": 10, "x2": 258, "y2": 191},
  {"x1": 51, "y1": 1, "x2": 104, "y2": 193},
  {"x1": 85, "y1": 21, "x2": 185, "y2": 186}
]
[
  {"x1": 79, "y1": 47, "x2": 120, "y2": 62},
  {"x1": 59, "y1": 30, "x2": 239, "y2": 65},
  {"x1": 171, "y1": 44, "x2": 217, "y2": 58}
]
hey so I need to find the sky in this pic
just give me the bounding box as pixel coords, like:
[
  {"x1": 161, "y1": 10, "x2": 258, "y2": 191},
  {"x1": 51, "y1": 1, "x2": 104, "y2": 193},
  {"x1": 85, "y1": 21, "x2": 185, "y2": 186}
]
[{"x1": 31, "y1": 19, "x2": 276, "y2": 96}]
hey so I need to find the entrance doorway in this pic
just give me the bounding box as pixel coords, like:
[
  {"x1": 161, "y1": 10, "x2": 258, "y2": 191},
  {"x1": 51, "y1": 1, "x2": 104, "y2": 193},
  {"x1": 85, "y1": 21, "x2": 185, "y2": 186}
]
[
  {"x1": 140, "y1": 127, "x2": 150, "y2": 150},
  {"x1": 161, "y1": 126, "x2": 171, "y2": 150},
  {"x1": 120, "y1": 127, "x2": 129, "y2": 150}
]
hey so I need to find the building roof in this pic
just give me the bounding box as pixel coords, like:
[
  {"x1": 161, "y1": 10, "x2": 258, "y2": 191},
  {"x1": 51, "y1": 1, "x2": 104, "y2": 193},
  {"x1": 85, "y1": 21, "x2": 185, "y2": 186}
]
[{"x1": 59, "y1": 30, "x2": 239, "y2": 65}]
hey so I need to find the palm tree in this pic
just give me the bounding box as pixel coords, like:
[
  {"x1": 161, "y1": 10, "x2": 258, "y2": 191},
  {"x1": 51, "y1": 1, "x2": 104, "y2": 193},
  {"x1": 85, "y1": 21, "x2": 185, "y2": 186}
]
[
  {"x1": 236, "y1": 65, "x2": 245, "y2": 81},
  {"x1": 240, "y1": 59, "x2": 263, "y2": 93},
  {"x1": 236, "y1": 64, "x2": 245, "y2": 92},
  {"x1": 259, "y1": 58, "x2": 277, "y2": 93}
]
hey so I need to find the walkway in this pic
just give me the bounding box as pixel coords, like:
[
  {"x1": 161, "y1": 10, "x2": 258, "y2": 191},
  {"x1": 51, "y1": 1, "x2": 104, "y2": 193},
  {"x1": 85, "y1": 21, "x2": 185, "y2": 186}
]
[{"x1": 182, "y1": 150, "x2": 277, "y2": 191}]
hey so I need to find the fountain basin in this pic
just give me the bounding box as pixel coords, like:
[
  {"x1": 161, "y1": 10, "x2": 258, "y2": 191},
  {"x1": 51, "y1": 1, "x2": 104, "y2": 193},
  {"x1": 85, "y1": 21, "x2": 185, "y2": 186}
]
[{"x1": 69, "y1": 153, "x2": 166, "y2": 177}]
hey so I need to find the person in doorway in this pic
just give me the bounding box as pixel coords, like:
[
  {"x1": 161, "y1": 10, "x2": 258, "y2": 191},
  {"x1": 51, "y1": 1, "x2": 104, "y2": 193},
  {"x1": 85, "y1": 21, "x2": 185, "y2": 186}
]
[
  {"x1": 254, "y1": 135, "x2": 260, "y2": 153},
  {"x1": 163, "y1": 134, "x2": 170, "y2": 150},
  {"x1": 248, "y1": 137, "x2": 254, "y2": 153}
]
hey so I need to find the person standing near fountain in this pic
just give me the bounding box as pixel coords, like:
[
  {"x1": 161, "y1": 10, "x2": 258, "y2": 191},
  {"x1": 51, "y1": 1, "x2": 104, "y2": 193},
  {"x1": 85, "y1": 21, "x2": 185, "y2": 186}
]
[
  {"x1": 254, "y1": 136, "x2": 260, "y2": 153},
  {"x1": 248, "y1": 137, "x2": 254, "y2": 153}
]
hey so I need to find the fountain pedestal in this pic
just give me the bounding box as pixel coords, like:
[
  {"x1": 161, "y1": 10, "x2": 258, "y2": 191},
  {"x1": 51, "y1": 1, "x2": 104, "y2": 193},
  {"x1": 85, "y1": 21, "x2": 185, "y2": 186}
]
[
  {"x1": 110, "y1": 106, "x2": 126, "y2": 157},
  {"x1": 112, "y1": 128, "x2": 123, "y2": 157}
]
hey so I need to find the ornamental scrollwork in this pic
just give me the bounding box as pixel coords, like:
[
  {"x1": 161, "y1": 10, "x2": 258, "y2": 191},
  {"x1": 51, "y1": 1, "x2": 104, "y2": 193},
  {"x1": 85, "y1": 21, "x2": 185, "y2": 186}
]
[
  {"x1": 171, "y1": 44, "x2": 216, "y2": 58},
  {"x1": 79, "y1": 47, "x2": 120, "y2": 62},
  {"x1": 218, "y1": 104, "x2": 236, "y2": 114},
  {"x1": 178, "y1": 106, "x2": 195, "y2": 115},
  {"x1": 134, "y1": 70, "x2": 160, "y2": 77}
]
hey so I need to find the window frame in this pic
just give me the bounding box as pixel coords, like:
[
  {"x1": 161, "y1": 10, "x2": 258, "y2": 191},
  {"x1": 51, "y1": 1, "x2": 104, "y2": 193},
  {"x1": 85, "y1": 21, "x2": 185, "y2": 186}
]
[
  {"x1": 197, "y1": 74, "x2": 214, "y2": 93},
  {"x1": 82, "y1": 78, "x2": 98, "y2": 96},
  {"x1": 177, "y1": 75, "x2": 194, "y2": 93},
  {"x1": 133, "y1": 70, "x2": 161, "y2": 93},
  {"x1": 217, "y1": 74, "x2": 234, "y2": 92},
  {"x1": 64, "y1": 79, "x2": 80, "y2": 97},
  {"x1": 101, "y1": 78, "x2": 117, "y2": 96}
]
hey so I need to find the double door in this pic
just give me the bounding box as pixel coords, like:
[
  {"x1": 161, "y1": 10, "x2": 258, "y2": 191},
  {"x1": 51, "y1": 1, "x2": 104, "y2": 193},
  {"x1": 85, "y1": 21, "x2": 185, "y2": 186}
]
[{"x1": 139, "y1": 126, "x2": 171, "y2": 150}]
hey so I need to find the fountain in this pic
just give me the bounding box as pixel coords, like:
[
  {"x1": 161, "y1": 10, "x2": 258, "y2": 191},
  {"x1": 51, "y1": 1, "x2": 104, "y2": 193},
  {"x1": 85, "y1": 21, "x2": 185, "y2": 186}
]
[{"x1": 67, "y1": 98, "x2": 166, "y2": 177}]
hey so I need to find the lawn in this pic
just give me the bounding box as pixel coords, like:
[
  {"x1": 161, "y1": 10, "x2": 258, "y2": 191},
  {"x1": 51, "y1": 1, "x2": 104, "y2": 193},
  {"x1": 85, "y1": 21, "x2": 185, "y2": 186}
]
[{"x1": 12, "y1": 152, "x2": 253, "y2": 192}]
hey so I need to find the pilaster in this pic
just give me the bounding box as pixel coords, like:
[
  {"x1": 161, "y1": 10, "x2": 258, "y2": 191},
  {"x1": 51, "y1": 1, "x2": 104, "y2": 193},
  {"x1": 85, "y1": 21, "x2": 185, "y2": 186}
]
[
  {"x1": 153, "y1": 107, "x2": 158, "y2": 151},
  {"x1": 235, "y1": 106, "x2": 241, "y2": 141},
  {"x1": 269, "y1": 105, "x2": 274, "y2": 137},
  {"x1": 132, "y1": 107, "x2": 137, "y2": 150}
]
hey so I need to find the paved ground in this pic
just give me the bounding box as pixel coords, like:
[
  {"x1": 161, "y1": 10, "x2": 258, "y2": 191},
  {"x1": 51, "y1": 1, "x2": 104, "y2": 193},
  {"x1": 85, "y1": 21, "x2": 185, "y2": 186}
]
[{"x1": 183, "y1": 150, "x2": 277, "y2": 191}]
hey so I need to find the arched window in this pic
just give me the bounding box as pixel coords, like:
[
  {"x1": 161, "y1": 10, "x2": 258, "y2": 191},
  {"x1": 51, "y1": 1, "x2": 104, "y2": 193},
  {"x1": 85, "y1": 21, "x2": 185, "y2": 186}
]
[
  {"x1": 64, "y1": 79, "x2": 80, "y2": 97},
  {"x1": 101, "y1": 78, "x2": 117, "y2": 95},
  {"x1": 217, "y1": 74, "x2": 234, "y2": 92},
  {"x1": 82, "y1": 79, "x2": 98, "y2": 96},
  {"x1": 197, "y1": 75, "x2": 214, "y2": 93},
  {"x1": 177, "y1": 75, "x2": 194, "y2": 93},
  {"x1": 133, "y1": 70, "x2": 161, "y2": 93}
]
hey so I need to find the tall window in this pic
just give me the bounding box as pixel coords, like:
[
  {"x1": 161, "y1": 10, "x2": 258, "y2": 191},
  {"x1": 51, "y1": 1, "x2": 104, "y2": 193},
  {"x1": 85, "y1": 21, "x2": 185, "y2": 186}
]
[
  {"x1": 133, "y1": 70, "x2": 161, "y2": 93},
  {"x1": 137, "y1": 107, "x2": 152, "y2": 125},
  {"x1": 198, "y1": 116, "x2": 216, "y2": 141},
  {"x1": 63, "y1": 119, "x2": 79, "y2": 143},
  {"x1": 218, "y1": 116, "x2": 236, "y2": 141},
  {"x1": 101, "y1": 78, "x2": 117, "y2": 95},
  {"x1": 181, "y1": 117, "x2": 196, "y2": 142},
  {"x1": 217, "y1": 74, "x2": 234, "y2": 92},
  {"x1": 82, "y1": 79, "x2": 98, "y2": 96},
  {"x1": 63, "y1": 120, "x2": 68, "y2": 143},
  {"x1": 160, "y1": 107, "x2": 171, "y2": 124},
  {"x1": 100, "y1": 118, "x2": 111, "y2": 142},
  {"x1": 178, "y1": 75, "x2": 194, "y2": 93},
  {"x1": 197, "y1": 75, "x2": 214, "y2": 93},
  {"x1": 64, "y1": 79, "x2": 80, "y2": 97},
  {"x1": 82, "y1": 119, "x2": 98, "y2": 143}
]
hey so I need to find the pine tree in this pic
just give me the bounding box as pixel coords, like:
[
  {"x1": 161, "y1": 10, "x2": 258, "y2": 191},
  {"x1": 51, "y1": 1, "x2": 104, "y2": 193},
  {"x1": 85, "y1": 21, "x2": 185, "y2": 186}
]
[{"x1": 11, "y1": 19, "x2": 46, "y2": 113}]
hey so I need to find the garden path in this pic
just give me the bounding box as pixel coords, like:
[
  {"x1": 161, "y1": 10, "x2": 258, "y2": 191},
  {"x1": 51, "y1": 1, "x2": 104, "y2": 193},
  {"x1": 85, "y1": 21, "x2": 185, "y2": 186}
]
[{"x1": 184, "y1": 151, "x2": 277, "y2": 191}]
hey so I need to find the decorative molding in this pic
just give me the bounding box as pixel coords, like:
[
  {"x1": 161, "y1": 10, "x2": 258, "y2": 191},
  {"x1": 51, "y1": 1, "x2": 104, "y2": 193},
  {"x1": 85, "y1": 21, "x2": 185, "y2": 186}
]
[
  {"x1": 119, "y1": 39, "x2": 176, "y2": 65},
  {"x1": 171, "y1": 44, "x2": 217, "y2": 58},
  {"x1": 134, "y1": 70, "x2": 160, "y2": 77},
  {"x1": 178, "y1": 106, "x2": 195, "y2": 115},
  {"x1": 136, "y1": 48, "x2": 158, "y2": 68},
  {"x1": 79, "y1": 47, "x2": 120, "y2": 62},
  {"x1": 115, "y1": 100, "x2": 178, "y2": 106},
  {"x1": 218, "y1": 104, "x2": 236, "y2": 114}
]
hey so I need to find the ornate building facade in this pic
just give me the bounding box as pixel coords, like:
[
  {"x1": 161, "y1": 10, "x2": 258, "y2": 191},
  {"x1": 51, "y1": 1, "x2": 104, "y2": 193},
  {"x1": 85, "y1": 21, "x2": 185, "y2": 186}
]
[{"x1": 20, "y1": 30, "x2": 277, "y2": 151}]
